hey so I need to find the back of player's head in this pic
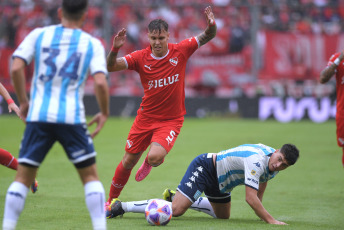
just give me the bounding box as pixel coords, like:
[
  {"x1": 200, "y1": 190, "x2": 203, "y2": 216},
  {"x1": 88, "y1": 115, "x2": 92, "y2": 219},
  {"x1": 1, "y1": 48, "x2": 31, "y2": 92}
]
[
  {"x1": 148, "y1": 19, "x2": 169, "y2": 34},
  {"x1": 62, "y1": 0, "x2": 88, "y2": 21},
  {"x1": 280, "y1": 144, "x2": 299, "y2": 165}
]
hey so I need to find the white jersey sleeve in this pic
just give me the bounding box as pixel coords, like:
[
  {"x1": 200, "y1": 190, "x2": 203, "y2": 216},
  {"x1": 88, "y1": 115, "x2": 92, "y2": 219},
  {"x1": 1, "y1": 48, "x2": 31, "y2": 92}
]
[
  {"x1": 89, "y1": 38, "x2": 108, "y2": 76},
  {"x1": 244, "y1": 155, "x2": 266, "y2": 190},
  {"x1": 12, "y1": 27, "x2": 44, "y2": 64}
]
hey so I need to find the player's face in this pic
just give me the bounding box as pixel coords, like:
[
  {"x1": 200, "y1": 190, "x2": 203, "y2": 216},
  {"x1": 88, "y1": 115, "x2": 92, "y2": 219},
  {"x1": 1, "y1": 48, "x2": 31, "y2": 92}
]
[
  {"x1": 268, "y1": 151, "x2": 290, "y2": 172},
  {"x1": 148, "y1": 29, "x2": 169, "y2": 57}
]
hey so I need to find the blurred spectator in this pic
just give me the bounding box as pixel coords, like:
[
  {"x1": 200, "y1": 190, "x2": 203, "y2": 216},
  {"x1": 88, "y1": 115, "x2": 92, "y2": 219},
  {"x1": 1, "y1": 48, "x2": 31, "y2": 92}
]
[{"x1": 0, "y1": 0, "x2": 342, "y2": 98}]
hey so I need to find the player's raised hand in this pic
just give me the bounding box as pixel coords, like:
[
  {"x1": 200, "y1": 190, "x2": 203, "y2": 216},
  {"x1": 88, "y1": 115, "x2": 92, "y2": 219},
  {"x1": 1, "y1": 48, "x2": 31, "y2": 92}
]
[
  {"x1": 204, "y1": 6, "x2": 215, "y2": 26},
  {"x1": 112, "y1": 28, "x2": 127, "y2": 49}
]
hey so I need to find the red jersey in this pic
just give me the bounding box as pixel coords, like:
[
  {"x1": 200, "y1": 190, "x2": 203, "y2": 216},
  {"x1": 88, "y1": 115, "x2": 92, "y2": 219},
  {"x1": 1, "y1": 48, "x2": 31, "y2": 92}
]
[
  {"x1": 328, "y1": 53, "x2": 344, "y2": 116},
  {"x1": 124, "y1": 37, "x2": 199, "y2": 119}
]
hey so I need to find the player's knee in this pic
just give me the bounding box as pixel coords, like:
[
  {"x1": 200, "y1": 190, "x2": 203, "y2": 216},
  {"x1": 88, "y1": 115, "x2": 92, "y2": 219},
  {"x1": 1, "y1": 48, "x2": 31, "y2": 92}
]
[
  {"x1": 214, "y1": 211, "x2": 230, "y2": 219},
  {"x1": 216, "y1": 214, "x2": 230, "y2": 219},
  {"x1": 147, "y1": 155, "x2": 164, "y2": 166},
  {"x1": 171, "y1": 206, "x2": 187, "y2": 217},
  {"x1": 122, "y1": 153, "x2": 141, "y2": 169}
]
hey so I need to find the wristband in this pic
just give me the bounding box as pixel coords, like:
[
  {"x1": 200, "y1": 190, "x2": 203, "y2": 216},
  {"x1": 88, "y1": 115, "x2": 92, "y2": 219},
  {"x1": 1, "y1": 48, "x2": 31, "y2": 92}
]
[
  {"x1": 6, "y1": 98, "x2": 14, "y2": 104},
  {"x1": 334, "y1": 58, "x2": 341, "y2": 66},
  {"x1": 111, "y1": 47, "x2": 119, "y2": 53}
]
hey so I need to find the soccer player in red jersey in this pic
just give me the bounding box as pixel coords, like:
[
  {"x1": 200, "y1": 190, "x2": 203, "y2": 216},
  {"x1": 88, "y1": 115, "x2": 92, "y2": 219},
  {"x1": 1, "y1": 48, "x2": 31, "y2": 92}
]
[
  {"x1": 105, "y1": 6, "x2": 217, "y2": 214},
  {"x1": 0, "y1": 82, "x2": 38, "y2": 193},
  {"x1": 320, "y1": 51, "x2": 344, "y2": 167}
]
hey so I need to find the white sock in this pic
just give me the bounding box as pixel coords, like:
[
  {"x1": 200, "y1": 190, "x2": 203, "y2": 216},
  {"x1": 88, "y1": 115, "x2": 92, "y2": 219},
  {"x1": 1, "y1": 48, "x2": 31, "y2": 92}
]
[
  {"x1": 3, "y1": 181, "x2": 29, "y2": 230},
  {"x1": 121, "y1": 197, "x2": 215, "y2": 218},
  {"x1": 84, "y1": 181, "x2": 106, "y2": 230},
  {"x1": 190, "y1": 197, "x2": 216, "y2": 218},
  {"x1": 122, "y1": 199, "x2": 151, "y2": 213}
]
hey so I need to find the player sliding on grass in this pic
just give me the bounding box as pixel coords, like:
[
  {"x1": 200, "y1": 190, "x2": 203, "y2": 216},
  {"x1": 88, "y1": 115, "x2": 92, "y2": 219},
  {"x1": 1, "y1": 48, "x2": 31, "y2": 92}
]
[
  {"x1": 2, "y1": 0, "x2": 109, "y2": 229},
  {"x1": 0, "y1": 82, "x2": 38, "y2": 193},
  {"x1": 107, "y1": 143, "x2": 299, "y2": 225},
  {"x1": 105, "y1": 6, "x2": 217, "y2": 213}
]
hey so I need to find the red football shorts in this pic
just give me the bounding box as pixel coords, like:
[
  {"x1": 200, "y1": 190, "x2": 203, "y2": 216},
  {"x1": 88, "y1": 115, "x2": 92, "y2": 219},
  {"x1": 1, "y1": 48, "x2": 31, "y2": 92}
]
[
  {"x1": 124, "y1": 115, "x2": 184, "y2": 154},
  {"x1": 336, "y1": 115, "x2": 344, "y2": 147}
]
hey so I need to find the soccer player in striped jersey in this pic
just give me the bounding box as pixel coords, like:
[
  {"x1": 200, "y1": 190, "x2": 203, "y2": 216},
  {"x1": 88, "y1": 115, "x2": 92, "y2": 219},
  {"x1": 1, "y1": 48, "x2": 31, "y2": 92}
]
[
  {"x1": 2, "y1": 1, "x2": 109, "y2": 230},
  {"x1": 107, "y1": 143, "x2": 299, "y2": 225},
  {"x1": 320, "y1": 51, "x2": 344, "y2": 167},
  {"x1": 105, "y1": 6, "x2": 217, "y2": 213}
]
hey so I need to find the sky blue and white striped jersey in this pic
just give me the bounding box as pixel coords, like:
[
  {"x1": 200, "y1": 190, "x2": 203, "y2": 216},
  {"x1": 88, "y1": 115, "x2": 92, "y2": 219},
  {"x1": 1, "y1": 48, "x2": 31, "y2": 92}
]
[
  {"x1": 215, "y1": 143, "x2": 278, "y2": 193},
  {"x1": 13, "y1": 24, "x2": 108, "y2": 124}
]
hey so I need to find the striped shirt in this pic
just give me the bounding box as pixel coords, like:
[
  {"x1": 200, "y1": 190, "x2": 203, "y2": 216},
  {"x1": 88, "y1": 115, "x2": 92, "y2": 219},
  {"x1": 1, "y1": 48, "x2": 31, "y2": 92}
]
[
  {"x1": 13, "y1": 24, "x2": 108, "y2": 124},
  {"x1": 216, "y1": 143, "x2": 278, "y2": 193}
]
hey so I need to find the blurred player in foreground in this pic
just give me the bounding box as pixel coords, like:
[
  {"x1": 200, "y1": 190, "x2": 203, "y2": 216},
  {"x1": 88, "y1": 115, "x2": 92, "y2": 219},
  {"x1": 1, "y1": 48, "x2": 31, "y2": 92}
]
[
  {"x1": 320, "y1": 51, "x2": 344, "y2": 167},
  {"x1": 0, "y1": 82, "x2": 38, "y2": 193},
  {"x1": 107, "y1": 143, "x2": 299, "y2": 225},
  {"x1": 105, "y1": 6, "x2": 217, "y2": 213},
  {"x1": 2, "y1": 0, "x2": 109, "y2": 229}
]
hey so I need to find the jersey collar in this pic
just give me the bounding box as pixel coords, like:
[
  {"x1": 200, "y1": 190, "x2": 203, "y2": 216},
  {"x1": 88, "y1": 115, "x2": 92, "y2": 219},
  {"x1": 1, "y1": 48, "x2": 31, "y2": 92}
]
[{"x1": 150, "y1": 48, "x2": 170, "y2": 60}]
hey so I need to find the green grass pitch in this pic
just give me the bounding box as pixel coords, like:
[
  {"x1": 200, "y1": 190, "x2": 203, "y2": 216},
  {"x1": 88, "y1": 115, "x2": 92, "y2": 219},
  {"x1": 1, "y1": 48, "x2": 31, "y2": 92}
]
[{"x1": 0, "y1": 115, "x2": 343, "y2": 229}]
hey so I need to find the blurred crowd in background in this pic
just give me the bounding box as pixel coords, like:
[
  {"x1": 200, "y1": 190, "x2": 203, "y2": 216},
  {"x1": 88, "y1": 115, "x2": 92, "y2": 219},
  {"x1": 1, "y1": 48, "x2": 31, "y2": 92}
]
[{"x1": 0, "y1": 0, "x2": 342, "y2": 98}]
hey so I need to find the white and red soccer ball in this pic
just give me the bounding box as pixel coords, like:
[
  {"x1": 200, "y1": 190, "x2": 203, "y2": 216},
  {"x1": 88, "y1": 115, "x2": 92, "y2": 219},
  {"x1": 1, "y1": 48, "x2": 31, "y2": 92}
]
[{"x1": 145, "y1": 199, "x2": 172, "y2": 226}]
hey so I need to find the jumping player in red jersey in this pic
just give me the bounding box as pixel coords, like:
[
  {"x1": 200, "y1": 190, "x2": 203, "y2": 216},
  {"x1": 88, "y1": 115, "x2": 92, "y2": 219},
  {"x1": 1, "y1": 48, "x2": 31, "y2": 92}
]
[
  {"x1": 320, "y1": 51, "x2": 344, "y2": 167},
  {"x1": 0, "y1": 82, "x2": 38, "y2": 193},
  {"x1": 105, "y1": 6, "x2": 217, "y2": 216}
]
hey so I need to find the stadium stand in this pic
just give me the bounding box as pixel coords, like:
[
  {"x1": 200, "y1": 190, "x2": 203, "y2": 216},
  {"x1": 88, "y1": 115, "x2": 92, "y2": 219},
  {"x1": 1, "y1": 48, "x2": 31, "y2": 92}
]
[{"x1": 0, "y1": 0, "x2": 340, "y2": 98}]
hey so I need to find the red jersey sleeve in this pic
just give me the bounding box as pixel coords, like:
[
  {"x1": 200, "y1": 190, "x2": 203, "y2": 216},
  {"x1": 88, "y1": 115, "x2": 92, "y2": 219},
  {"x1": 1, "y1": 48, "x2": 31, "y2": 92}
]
[
  {"x1": 175, "y1": 37, "x2": 199, "y2": 59},
  {"x1": 327, "y1": 53, "x2": 340, "y2": 67},
  {"x1": 124, "y1": 49, "x2": 144, "y2": 72},
  {"x1": 328, "y1": 52, "x2": 344, "y2": 117}
]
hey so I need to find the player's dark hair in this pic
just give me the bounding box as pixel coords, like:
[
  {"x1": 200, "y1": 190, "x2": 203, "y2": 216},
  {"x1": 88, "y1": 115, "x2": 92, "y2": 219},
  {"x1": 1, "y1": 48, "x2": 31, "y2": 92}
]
[
  {"x1": 62, "y1": 0, "x2": 88, "y2": 21},
  {"x1": 280, "y1": 144, "x2": 299, "y2": 165},
  {"x1": 148, "y1": 19, "x2": 169, "y2": 34}
]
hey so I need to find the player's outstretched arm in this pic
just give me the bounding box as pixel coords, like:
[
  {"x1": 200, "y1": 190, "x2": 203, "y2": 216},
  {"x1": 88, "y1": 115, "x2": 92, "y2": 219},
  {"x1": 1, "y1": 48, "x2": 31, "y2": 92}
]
[
  {"x1": 107, "y1": 28, "x2": 128, "y2": 72},
  {"x1": 245, "y1": 186, "x2": 287, "y2": 225},
  {"x1": 196, "y1": 6, "x2": 217, "y2": 46},
  {"x1": 320, "y1": 51, "x2": 344, "y2": 84}
]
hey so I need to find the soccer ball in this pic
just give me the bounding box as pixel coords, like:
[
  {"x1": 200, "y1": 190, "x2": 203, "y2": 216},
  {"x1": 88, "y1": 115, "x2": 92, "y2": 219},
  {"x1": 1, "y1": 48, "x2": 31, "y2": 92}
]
[{"x1": 145, "y1": 199, "x2": 172, "y2": 226}]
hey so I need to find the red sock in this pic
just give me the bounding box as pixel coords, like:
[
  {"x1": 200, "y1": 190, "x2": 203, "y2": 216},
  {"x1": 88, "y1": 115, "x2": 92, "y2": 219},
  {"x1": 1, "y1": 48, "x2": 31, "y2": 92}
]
[
  {"x1": 108, "y1": 161, "x2": 132, "y2": 202},
  {"x1": 0, "y1": 148, "x2": 18, "y2": 170}
]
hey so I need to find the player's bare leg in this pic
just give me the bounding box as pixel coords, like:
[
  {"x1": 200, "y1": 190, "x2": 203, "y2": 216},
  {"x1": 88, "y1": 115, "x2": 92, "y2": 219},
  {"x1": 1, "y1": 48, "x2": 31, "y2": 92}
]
[
  {"x1": 209, "y1": 201, "x2": 231, "y2": 219},
  {"x1": 135, "y1": 143, "x2": 167, "y2": 182},
  {"x1": 170, "y1": 191, "x2": 192, "y2": 217}
]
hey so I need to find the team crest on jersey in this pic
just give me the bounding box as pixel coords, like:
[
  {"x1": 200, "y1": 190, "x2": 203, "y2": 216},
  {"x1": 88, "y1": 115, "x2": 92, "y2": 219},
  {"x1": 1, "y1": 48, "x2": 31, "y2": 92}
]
[
  {"x1": 126, "y1": 140, "x2": 133, "y2": 149},
  {"x1": 251, "y1": 170, "x2": 256, "y2": 175},
  {"x1": 169, "y1": 57, "x2": 178, "y2": 66}
]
